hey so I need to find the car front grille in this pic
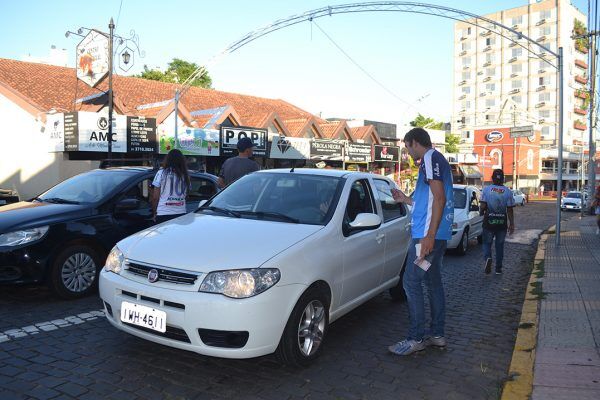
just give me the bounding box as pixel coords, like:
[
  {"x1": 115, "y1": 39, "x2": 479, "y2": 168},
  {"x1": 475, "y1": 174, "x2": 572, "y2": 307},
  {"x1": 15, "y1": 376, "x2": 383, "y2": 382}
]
[{"x1": 126, "y1": 261, "x2": 198, "y2": 285}]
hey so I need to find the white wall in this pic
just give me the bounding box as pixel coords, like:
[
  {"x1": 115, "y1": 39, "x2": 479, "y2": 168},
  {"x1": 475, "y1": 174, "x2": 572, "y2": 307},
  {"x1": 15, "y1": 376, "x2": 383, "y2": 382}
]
[{"x1": 0, "y1": 93, "x2": 97, "y2": 199}]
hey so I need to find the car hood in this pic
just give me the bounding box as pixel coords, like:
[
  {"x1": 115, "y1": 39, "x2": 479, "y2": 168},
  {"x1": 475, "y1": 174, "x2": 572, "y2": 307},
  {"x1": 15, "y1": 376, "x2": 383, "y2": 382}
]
[
  {"x1": 0, "y1": 201, "x2": 91, "y2": 233},
  {"x1": 562, "y1": 197, "x2": 582, "y2": 203},
  {"x1": 121, "y1": 212, "x2": 323, "y2": 272}
]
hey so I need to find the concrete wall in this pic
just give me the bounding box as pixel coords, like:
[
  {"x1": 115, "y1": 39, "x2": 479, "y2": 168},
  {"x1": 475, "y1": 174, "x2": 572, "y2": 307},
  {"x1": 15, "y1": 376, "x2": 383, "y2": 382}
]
[{"x1": 0, "y1": 93, "x2": 98, "y2": 200}]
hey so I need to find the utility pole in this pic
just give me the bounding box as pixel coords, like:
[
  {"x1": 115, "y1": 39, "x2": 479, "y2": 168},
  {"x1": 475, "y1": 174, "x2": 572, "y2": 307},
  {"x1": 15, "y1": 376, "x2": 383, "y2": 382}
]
[
  {"x1": 107, "y1": 18, "x2": 115, "y2": 167},
  {"x1": 512, "y1": 105, "x2": 518, "y2": 189}
]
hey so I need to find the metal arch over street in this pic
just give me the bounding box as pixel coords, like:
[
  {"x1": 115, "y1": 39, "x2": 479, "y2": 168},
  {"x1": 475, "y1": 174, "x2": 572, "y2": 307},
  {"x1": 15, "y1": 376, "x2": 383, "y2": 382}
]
[{"x1": 173, "y1": 1, "x2": 567, "y2": 245}]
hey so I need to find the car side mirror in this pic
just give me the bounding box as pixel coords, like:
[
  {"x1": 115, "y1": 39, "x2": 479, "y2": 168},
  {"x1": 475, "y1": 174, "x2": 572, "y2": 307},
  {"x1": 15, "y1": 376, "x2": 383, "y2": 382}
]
[
  {"x1": 198, "y1": 199, "x2": 208, "y2": 208},
  {"x1": 469, "y1": 204, "x2": 479, "y2": 212},
  {"x1": 115, "y1": 198, "x2": 140, "y2": 212},
  {"x1": 349, "y1": 213, "x2": 382, "y2": 232}
]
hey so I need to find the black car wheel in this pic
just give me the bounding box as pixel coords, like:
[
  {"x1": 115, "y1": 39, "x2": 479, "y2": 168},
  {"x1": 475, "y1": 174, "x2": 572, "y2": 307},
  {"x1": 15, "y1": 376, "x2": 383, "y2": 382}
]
[
  {"x1": 456, "y1": 229, "x2": 469, "y2": 256},
  {"x1": 49, "y1": 245, "x2": 101, "y2": 299},
  {"x1": 276, "y1": 286, "x2": 329, "y2": 367}
]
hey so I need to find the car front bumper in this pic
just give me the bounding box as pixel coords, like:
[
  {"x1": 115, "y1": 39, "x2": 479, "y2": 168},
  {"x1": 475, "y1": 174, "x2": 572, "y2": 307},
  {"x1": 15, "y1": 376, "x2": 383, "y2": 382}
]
[
  {"x1": 561, "y1": 203, "x2": 581, "y2": 210},
  {"x1": 0, "y1": 243, "x2": 52, "y2": 284},
  {"x1": 99, "y1": 269, "x2": 307, "y2": 359}
]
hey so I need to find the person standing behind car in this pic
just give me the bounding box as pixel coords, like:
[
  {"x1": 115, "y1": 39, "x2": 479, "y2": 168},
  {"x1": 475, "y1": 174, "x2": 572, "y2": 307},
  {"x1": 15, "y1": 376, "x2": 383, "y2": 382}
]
[
  {"x1": 388, "y1": 127, "x2": 454, "y2": 356},
  {"x1": 151, "y1": 149, "x2": 191, "y2": 224},
  {"x1": 217, "y1": 137, "x2": 260, "y2": 188},
  {"x1": 480, "y1": 169, "x2": 515, "y2": 275}
]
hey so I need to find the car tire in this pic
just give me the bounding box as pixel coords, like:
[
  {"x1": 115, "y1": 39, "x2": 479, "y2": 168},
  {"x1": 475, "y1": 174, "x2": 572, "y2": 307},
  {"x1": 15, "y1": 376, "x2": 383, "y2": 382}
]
[
  {"x1": 456, "y1": 229, "x2": 468, "y2": 256},
  {"x1": 275, "y1": 286, "x2": 330, "y2": 367},
  {"x1": 521, "y1": 200, "x2": 525, "y2": 206},
  {"x1": 48, "y1": 245, "x2": 101, "y2": 299},
  {"x1": 389, "y1": 255, "x2": 407, "y2": 302}
]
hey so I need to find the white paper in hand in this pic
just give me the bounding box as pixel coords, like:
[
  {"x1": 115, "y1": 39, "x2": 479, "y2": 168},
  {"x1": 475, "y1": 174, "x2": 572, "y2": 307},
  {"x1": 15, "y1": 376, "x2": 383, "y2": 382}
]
[{"x1": 414, "y1": 243, "x2": 431, "y2": 272}]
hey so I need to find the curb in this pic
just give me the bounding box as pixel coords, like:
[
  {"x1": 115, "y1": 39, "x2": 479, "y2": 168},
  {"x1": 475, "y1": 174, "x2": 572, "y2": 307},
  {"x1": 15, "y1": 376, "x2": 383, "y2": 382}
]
[{"x1": 501, "y1": 233, "x2": 547, "y2": 399}]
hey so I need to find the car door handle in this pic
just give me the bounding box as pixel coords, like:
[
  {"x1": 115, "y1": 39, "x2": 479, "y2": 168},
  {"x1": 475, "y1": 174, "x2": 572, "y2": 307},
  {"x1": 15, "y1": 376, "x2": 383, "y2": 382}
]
[{"x1": 376, "y1": 233, "x2": 385, "y2": 243}]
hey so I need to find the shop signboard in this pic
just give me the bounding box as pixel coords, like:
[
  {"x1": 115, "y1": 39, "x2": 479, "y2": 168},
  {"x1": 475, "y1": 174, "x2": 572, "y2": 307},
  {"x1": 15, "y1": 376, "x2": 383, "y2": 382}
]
[
  {"x1": 374, "y1": 145, "x2": 400, "y2": 162},
  {"x1": 158, "y1": 126, "x2": 220, "y2": 156},
  {"x1": 45, "y1": 113, "x2": 65, "y2": 152},
  {"x1": 63, "y1": 112, "x2": 79, "y2": 151},
  {"x1": 76, "y1": 30, "x2": 109, "y2": 88},
  {"x1": 346, "y1": 143, "x2": 372, "y2": 162},
  {"x1": 270, "y1": 135, "x2": 310, "y2": 159},
  {"x1": 310, "y1": 139, "x2": 344, "y2": 161},
  {"x1": 220, "y1": 126, "x2": 268, "y2": 156},
  {"x1": 78, "y1": 111, "x2": 127, "y2": 153},
  {"x1": 127, "y1": 116, "x2": 157, "y2": 153}
]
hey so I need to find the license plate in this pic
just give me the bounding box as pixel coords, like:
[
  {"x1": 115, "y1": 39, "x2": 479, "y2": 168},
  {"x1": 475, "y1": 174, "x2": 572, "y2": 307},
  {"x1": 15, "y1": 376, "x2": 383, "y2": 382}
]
[
  {"x1": 566, "y1": 205, "x2": 574, "y2": 208},
  {"x1": 120, "y1": 301, "x2": 166, "y2": 333}
]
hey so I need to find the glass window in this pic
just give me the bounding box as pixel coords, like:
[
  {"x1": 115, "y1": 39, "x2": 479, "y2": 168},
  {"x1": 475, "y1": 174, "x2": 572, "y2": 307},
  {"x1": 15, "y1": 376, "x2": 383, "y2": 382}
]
[
  {"x1": 541, "y1": 126, "x2": 551, "y2": 136},
  {"x1": 345, "y1": 179, "x2": 375, "y2": 224},
  {"x1": 486, "y1": 38, "x2": 494, "y2": 46},
  {"x1": 512, "y1": 48, "x2": 523, "y2": 58},
  {"x1": 486, "y1": 83, "x2": 495, "y2": 92},
  {"x1": 540, "y1": 10, "x2": 551, "y2": 20},
  {"x1": 453, "y1": 189, "x2": 467, "y2": 209},
  {"x1": 461, "y1": 42, "x2": 470, "y2": 51},
  {"x1": 512, "y1": 64, "x2": 523, "y2": 73},
  {"x1": 511, "y1": 16, "x2": 523, "y2": 25},
  {"x1": 539, "y1": 110, "x2": 551, "y2": 118},
  {"x1": 512, "y1": 95, "x2": 522, "y2": 104},
  {"x1": 373, "y1": 180, "x2": 406, "y2": 222},
  {"x1": 188, "y1": 177, "x2": 217, "y2": 201},
  {"x1": 39, "y1": 170, "x2": 134, "y2": 204},
  {"x1": 512, "y1": 80, "x2": 522, "y2": 89},
  {"x1": 120, "y1": 178, "x2": 152, "y2": 210},
  {"x1": 540, "y1": 26, "x2": 552, "y2": 36},
  {"x1": 485, "y1": 53, "x2": 493, "y2": 63},
  {"x1": 486, "y1": 67, "x2": 496, "y2": 76},
  {"x1": 462, "y1": 86, "x2": 471, "y2": 94},
  {"x1": 486, "y1": 98, "x2": 496, "y2": 108},
  {"x1": 539, "y1": 92, "x2": 551, "y2": 102},
  {"x1": 462, "y1": 57, "x2": 471, "y2": 66},
  {"x1": 462, "y1": 71, "x2": 471, "y2": 80}
]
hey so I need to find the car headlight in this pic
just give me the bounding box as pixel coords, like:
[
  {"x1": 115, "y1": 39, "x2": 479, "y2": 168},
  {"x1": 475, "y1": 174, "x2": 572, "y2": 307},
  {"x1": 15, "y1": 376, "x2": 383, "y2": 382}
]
[
  {"x1": 199, "y1": 269, "x2": 281, "y2": 298},
  {"x1": 0, "y1": 226, "x2": 49, "y2": 247},
  {"x1": 104, "y1": 246, "x2": 124, "y2": 274}
]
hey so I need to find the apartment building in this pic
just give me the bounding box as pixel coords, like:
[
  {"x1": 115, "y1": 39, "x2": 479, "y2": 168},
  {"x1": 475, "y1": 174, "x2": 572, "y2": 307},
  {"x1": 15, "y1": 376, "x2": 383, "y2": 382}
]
[{"x1": 452, "y1": 0, "x2": 589, "y2": 190}]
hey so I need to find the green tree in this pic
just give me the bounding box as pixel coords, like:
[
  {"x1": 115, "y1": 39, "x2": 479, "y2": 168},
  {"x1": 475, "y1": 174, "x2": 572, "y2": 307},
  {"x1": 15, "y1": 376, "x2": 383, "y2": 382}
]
[
  {"x1": 409, "y1": 113, "x2": 444, "y2": 130},
  {"x1": 137, "y1": 58, "x2": 212, "y2": 89},
  {"x1": 445, "y1": 133, "x2": 460, "y2": 153}
]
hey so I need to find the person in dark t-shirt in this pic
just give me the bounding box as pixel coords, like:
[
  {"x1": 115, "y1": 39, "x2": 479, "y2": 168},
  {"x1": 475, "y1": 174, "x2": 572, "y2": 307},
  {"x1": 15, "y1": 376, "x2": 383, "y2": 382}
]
[{"x1": 218, "y1": 137, "x2": 260, "y2": 188}]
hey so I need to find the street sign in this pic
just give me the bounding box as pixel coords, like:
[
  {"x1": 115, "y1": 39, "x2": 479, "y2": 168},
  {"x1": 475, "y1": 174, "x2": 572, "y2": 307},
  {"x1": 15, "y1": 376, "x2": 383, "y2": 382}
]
[
  {"x1": 76, "y1": 30, "x2": 109, "y2": 88},
  {"x1": 510, "y1": 125, "x2": 534, "y2": 138}
]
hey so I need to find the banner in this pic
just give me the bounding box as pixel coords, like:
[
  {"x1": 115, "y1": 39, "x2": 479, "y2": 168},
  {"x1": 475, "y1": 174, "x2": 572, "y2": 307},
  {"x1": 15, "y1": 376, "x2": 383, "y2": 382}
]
[
  {"x1": 346, "y1": 143, "x2": 372, "y2": 162},
  {"x1": 127, "y1": 116, "x2": 157, "y2": 153},
  {"x1": 45, "y1": 113, "x2": 64, "y2": 152},
  {"x1": 77, "y1": 111, "x2": 127, "y2": 153},
  {"x1": 220, "y1": 126, "x2": 268, "y2": 156},
  {"x1": 310, "y1": 139, "x2": 344, "y2": 160},
  {"x1": 63, "y1": 112, "x2": 79, "y2": 151},
  {"x1": 270, "y1": 135, "x2": 310, "y2": 159},
  {"x1": 158, "y1": 126, "x2": 220, "y2": 156},
  {"x1": 373, "y1": 145, "x2": 400, "y2": 162}
]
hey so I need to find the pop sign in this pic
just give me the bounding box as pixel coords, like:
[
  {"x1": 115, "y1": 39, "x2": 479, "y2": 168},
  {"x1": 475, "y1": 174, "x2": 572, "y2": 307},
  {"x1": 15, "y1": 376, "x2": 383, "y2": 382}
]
[{"x1": 220, "y1": 126, "x2": 267, "y2": 156}]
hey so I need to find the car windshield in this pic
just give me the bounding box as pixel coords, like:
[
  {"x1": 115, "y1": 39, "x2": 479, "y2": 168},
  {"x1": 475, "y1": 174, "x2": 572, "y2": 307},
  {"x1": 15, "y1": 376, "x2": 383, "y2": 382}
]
[
  {"x1": 202, "y1": 172, "x2": 343, "y2": 225},
  {"x1": 453, "y1": 188, "x2": 467, "y2": 209},
  {"x1": 38, "y1": 170, "x2": 134, "y2": 204},
  {"x1": 566, "y1": 192, "x2": 582, "y2": 199}
]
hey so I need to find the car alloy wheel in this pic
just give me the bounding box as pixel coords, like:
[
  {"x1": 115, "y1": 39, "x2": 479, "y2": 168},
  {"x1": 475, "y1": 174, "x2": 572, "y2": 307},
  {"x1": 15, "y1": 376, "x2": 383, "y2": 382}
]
[
  {"x1": 297, "y1": 300, "x2": 326, "y2": 357},
  {"x1": 61, "y1": 253, "x2": 97, "y2": 293},
  {"x1": 457, "y1": 229, "x2": 468, "y2": 255}
]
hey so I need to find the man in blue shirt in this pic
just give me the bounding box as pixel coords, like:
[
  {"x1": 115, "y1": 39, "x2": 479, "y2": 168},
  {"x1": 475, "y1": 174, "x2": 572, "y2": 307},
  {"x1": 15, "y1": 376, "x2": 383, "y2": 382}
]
[
  {"x1": 389, "y1": 128, "x2": 454, "y2": 356},
  {"x1": 480, "y1": 169, "x2": 515, "y2": 275}
]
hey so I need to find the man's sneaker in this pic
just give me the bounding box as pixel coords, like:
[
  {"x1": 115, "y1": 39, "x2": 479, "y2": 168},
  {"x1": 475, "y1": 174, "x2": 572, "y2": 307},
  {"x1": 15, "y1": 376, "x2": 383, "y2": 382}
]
[
  {"x1": 495, "y1": 267, "x2": 503, "y2": 275},
  {"x1": 424, "y1": 335, "x2": 447, "y2": 348},
  {"x1": 388, "y1": 339, "x2": 425, "y2": 356},
  {"x1": 484, "y1": 258, "x2": 492, "y2": 274}
]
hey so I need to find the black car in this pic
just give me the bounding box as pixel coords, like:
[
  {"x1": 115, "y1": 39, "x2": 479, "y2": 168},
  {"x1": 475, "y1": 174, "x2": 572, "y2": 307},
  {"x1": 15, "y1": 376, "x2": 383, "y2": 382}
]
[{"x1": 0, "y1": 167, "x2": 219, "y2": 299}]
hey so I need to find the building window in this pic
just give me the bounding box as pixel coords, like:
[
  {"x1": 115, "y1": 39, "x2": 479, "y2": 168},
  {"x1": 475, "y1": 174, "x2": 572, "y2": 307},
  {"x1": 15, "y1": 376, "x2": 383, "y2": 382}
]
[
  {"x1": 512, "y1": 48, "x2": 523, "y2": 58},
  {"x1": 461, "y1": 42, "x2": 470, "y2": 51},
  {"x1": 541, "y1": 126, "x2": 551, "y2": 137},
  {"x1": 511, "y1": 16, "x2": 523, "y2": 25},
  {"x1": 486, "y1": 67, "x2": 496, "y2": 76},
  {"x1": 512, "y1": 63, "x2": 523, "y2": 73},
  {"x1": 486, "y1": 53, "x2": 494, "y2": 63},
  {"x1": 467, "y1": 27, "x2": 471, "y2": 35},
  {"x1": 462, "y1": 56, "x2": 471, "y2": 66},
  {"x1": 512, "y1": 80, "x2": 523, "y2": 89},
  {"x1": 486, "y1": 99, "x2": 496, "y2": 108},
  {"x1": 485, "y1": 37, "x2": 494, "y2": 46},
  {"x1": 540, "y1": 26, "x2": 552, "y2": 36},
  {"x1": 462, "y1": 71, "x2": 471, "y2": 80},
  {"x1": 540, "y1": 10, "x2": 551, "y2": 20},
  {"x1": 539, "y1": 76, "x2": 545, "y2": 86},
  {"x1": 539, "y1": 59, "x2": 551, "y2": 70},
  {"x1": 539, "y1": 92, "x2": 551, "y2": 102},
  {"x1": 512, "y1": 31, "x2": 522, "y2": 40},
  {"x1": 462, "y1": 86, "x2": 471, "y2": 94},
  {"x1": 539, "y1": 110, "x2": 551, "y2": 118},
  {"x1": 462, "y1": 130, "x2": 471, "y2": 138},
  {"x1": 512, "y1": 95, "x2": 522, "y2": 104},
  {"x1": 486, "y1": 83, "x2": 496, "y2": 92}
]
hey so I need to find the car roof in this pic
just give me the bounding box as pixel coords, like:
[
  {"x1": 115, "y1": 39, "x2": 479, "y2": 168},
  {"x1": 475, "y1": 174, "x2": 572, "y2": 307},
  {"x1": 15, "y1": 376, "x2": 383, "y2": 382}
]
[
  {"x1": 92, "y1": 166, "x2": 217, "y2": 179},
  {"x1": 453, "y1": 184, "x2": 479, "y2": 191},
  {"x1": 256, "y1": 168, "x2": 389, "y2": 180}
]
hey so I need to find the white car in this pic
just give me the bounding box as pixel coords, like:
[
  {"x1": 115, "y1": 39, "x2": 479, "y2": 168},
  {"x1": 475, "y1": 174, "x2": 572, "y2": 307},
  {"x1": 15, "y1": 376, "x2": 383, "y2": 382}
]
[
  {"x1": 447, "y1": 185, "x2": 483, "y2": 255},
  {"x1": 512, "y1": 189, "x2": 526, "y2": 206},
  {"x1": 561, "y1": 191, "x2": 583, "y2": 211},
  {"x1": 100, "y1": 169, "x2": 411, "y2": 366}
]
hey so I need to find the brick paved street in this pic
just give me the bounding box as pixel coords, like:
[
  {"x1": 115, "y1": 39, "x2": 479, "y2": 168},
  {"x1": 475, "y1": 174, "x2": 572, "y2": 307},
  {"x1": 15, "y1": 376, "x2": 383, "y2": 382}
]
[{"x1": 0, "y1": 202, "x2": 575, "y2": 400}]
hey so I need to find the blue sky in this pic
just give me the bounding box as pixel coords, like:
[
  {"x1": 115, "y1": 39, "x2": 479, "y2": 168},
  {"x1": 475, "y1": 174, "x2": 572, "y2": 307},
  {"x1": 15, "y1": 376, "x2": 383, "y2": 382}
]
[{"x1": 0, "y1": 0, "x2": 590, "y2": 126}]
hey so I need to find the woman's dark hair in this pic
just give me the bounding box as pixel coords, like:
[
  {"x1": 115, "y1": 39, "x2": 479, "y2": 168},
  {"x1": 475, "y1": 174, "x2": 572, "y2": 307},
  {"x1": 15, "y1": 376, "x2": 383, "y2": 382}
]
[
  {"x1": 162, "y1": 149, "x2": 190, "y2": 194},
  {"x1": 403, "y1": 128, "x2": 432, "y2": 148},
  {"x1": 492, "y1": 169, "x2": 504, "y2": 185}
]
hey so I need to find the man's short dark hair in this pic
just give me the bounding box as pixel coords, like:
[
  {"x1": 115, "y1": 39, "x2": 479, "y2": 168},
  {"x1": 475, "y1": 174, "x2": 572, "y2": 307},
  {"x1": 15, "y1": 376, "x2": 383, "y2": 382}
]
[{"x1": 403, "y1": 128, "x2": 432, "y2": 148}]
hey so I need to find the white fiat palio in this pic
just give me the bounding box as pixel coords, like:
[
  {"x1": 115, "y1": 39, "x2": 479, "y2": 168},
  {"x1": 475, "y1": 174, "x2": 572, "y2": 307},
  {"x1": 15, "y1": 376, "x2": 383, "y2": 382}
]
[{"x1": 99, "y1": 169, "x2": 411, "y2": 366}]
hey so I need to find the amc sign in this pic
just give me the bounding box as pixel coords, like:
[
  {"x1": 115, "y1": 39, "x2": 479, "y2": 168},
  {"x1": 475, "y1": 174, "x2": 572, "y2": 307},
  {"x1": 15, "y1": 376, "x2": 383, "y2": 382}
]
[{"x1": 485, "y1": 131, "x2": 504, "y2": 143}]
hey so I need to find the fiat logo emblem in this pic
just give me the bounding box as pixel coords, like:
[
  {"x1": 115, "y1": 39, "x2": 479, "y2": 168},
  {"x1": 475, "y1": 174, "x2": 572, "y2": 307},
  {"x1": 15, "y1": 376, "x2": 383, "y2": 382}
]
[{"x1": 147, "y1": 269, "x2": 159, "y2": 283}]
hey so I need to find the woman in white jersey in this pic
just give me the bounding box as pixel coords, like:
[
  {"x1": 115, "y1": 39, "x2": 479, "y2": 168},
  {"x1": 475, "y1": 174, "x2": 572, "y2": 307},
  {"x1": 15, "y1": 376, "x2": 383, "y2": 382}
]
[{"x1": 151, "y1": 149, "x2": 191, "y2": 224}]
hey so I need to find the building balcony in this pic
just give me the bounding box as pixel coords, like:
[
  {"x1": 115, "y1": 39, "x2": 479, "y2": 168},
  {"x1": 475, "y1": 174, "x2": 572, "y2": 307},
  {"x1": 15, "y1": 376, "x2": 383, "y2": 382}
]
[
  {"x1": 509, "y1": 88, "x2": 521, "y2": 95},
  {"x1": 537, "y1": 85, "x2": 546, "y2": 92},
  {"x1": 460, "y1": 36, "x2": 468, "y2": 41},
  {"x1": 536, "y1": 19, "x2": 546, "y2": 26},
  {"x1": 510, "y1": 73, "x2": 520, "y2": 78},
  {"x1": 483, "y1": 76, "x2": 492, "y2": 82},
  {"x1": 459, "y1": 50, "x2": 467, "y2": 56},
  {"x1": 575, "y1": 75, "x2": 588, "y2": 84},
  {"x1": 536, "y1": 102, "x2": 546, "y2": 108},
  {"x1": 509, "y1": 57, "x2": 518, "y2": 63},
  {"x1": 483, "y1": 61, "x2": 492, "y2": 67},
  {"x1": 575, "y1": 59, "x2": 588, "y2": 69},
  {"x1": 537, "y1": 35, "x2": 547, "y2": 43},
  {"x1": 574, "y1": 108, "x2": 587, "y2": 116},
  {"x1": 459, "y1": 94, "x2": 467, "y2": 100},
  {"x1": 575, "y1": 90, "x2": 589, "y2": 100},
  {"x1": 480, "y1": 30, "x2": 492, "y2": 37},
  {"x1": 538, "y1": 68, "x2": 547, "y2": 74},
  {"x1": 483, "y1": 45, "x2": 492, "y2": 52},
  {"x1": 509, "y1": 41, "x2": 518, "y2": 48},
  {"x1": 574, "y1": 122, "x2": 587, "y2": 131}
]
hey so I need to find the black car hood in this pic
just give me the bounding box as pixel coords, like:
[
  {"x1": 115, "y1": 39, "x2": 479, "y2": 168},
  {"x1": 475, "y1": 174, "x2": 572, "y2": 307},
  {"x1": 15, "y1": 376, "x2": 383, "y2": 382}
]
[{"x1": 0, "y1": 201, "x2": 92, "y2": 233}]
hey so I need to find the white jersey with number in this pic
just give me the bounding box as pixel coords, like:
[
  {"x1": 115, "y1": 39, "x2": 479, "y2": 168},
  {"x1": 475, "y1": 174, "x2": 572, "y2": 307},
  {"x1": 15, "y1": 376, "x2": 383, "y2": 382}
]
[{"x1": 152, "y1": 168, "x2": 187, "y2": 216}]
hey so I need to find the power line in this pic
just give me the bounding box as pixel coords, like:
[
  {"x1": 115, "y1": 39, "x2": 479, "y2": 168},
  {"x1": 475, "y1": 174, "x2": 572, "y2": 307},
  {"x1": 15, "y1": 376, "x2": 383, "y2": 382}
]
[{"x1": 116, "y1": 0, "x2": 124, "y2": 28}]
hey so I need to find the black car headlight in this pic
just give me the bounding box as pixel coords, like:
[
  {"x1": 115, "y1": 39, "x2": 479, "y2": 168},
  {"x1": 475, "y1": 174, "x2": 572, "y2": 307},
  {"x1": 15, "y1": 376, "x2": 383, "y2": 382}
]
[
  {"x1": 0, "y1": 226, "x2": 49, "y2": 247},
  {"x1": 199, "y1": 269, "x2": 280, "y2": 298}
]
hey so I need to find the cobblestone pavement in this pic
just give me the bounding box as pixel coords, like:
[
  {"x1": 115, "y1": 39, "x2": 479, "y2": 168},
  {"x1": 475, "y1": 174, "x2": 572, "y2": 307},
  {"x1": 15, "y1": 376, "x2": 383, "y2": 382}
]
[{"x1": 0, "y1": 202, "x2": 575, "y2": 400}]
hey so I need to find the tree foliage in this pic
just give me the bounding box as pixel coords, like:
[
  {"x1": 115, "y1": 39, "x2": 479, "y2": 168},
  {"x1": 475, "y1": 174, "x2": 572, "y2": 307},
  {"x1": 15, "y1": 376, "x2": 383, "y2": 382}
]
[
  {"x1": 136, "y1": 58, "x2": 212, "y2": 89},
  {"x1": 445, "y1": 133, "x2": 460, "y2": 153},
  {"x1": 409, "y1": 113, "x2": 444, "y2": 130}
]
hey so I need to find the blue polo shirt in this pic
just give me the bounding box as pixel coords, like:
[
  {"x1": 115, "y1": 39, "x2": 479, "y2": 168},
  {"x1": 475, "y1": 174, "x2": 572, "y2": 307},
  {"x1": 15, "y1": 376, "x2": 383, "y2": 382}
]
[{"x1": 411, "y1": 148, "x2": 454, "y2": 240}]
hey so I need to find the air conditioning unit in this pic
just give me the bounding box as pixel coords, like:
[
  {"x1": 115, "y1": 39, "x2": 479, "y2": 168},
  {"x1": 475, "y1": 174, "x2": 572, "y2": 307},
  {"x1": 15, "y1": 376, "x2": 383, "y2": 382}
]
[
  {"x1": 483, "y1": 76, "x2": 492, "y2": 82},
  {"x1": 463, "y1": 66, "x2": 470, "y2": 70},
  {"x1": 509, "y1": 42, "x2": 518, "y2": 48},
  {"x1": 509, "y1": 57, "x2": 518, "y2": 63},
  {"x1": 459, "y1": 51, "x2": 467, "y2": 56},
  {"x1": 539, "y1": 118, "x2": 546, "y2": 124},
  {"x1": 483, "y1": 61, "x2": 491, "y2": 67},
  {"x1": 538, "y1": 69, "x2": 546, "y2": 74},
  {"x1": 512, "y1": 24, "x2": 520, "y2": 30},
  {"x1": 536, "y1": 102, "x2": 546, "y2": 108},
  {"x1": 459, "y1": 95, "x2": 467, "y2": 100},
  {"x1": 483, "y1": 45, "x2": 492, "y2": 52},
  {"x1": 537, "y1": 85, "x2": 546, "y2": 92},
  {"x1": 510, "y1": 73, "x2": 519, "y2": 78},
  {"x1": 509, "y1": 88, "x2": 521, "y2": 95},
  {"x1": 536, "y1": 19, "x2": 546, "y2": 26},
  {"x1": 537, "y1": 36, "x2": 547, "y2": 42},
  {"x1": 477, "y1": 71, "x2": 484, "y2": 75},
  {"x1": 459, "y1": 80, "x2": 467, "y2": 85}
]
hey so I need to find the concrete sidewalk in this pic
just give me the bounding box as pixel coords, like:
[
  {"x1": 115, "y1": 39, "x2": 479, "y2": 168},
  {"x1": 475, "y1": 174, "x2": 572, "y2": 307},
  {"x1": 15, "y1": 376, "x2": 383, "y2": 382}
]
[{"x1": 532, "y1": 216, "x2": 600, "y2": 399}]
